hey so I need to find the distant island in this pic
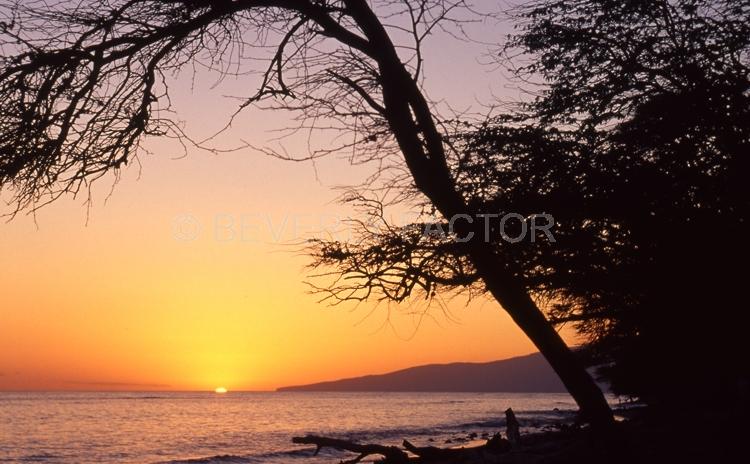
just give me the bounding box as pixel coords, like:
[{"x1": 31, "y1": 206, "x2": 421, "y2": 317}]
[{"x1": 277, "y1": 352, "x2": 567, "y2": 392}]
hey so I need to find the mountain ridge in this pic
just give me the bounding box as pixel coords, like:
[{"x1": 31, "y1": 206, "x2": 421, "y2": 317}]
[{"x1": 277, "y1": 352, "x2": 567, "y2": 392}]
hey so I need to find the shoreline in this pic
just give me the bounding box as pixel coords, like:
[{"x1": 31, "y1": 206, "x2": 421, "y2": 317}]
[{"x1": 291, "y1": 405, "x2": 742, "y2": 464}]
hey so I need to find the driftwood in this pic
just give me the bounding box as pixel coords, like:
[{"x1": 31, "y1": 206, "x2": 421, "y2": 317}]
[
  {"x1": 292, "y1": 435, "x2": 410, "y2": 463},
  {"x1": 292, "y1": 409, "x2": 518, "y2": 463},
  {"x1": 403, "y1": 434, "x2": 512, "y2": 462},
  {"x1": 292, "y1": 408, "x2": 521, "y2": 464},
  {"x1": 293, "y1": 434, "x2": 511, "y2": 463}
]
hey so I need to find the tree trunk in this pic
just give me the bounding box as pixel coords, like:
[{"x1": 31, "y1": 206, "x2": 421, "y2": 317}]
[
  {"x1": 469, "y1": 248, "x2": 615, "y2": 429},
  {"x1": 342, "y1": 0, "x2": 615, "y2": 431}
]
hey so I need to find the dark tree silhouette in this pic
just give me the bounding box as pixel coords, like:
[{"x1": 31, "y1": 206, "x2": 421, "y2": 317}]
[
  {"x1": 309, "y1": 0, "x2": 750, "y2": 408},
  {"x1": 500, "y1": 0, "x2": 750, "y2": 405},
  {"x1": 0, "y1": 0, "x2": 614, "y2": 428}
]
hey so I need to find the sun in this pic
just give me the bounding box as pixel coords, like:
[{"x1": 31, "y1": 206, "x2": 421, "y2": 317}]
[{"x1": 214, "y1": 387, "x2": 228, "y2": 394}]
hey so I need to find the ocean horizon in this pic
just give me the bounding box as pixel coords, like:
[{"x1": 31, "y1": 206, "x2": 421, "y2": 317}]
[{"x1": 0, "y1": 391, "x2": 603, "y2": 463}]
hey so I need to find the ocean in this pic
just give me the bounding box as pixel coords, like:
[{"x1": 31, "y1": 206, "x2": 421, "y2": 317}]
[{"x1": 0, "y1": 392, "x2": 591, "y2": 463}]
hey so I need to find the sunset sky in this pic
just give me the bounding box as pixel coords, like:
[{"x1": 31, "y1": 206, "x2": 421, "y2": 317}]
[{"x1": 0, "y1": 14, "x2": 574, "y2": 392}]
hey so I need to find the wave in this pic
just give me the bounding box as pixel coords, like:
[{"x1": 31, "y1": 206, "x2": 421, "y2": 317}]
[
  {"x1": 162, "y1": 448, "x2": 327, "y2": 464},
  {"x1": 17, "y1": 452, "x2": 60, "y2": 462},
  {"x1": 163, "y1": 455, "x2": 254, "y2": 464}
]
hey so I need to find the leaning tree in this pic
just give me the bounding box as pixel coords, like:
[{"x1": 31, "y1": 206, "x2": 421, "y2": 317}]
[
  {"x1": 0, "y1": 0, "x2": 614, "y2": 427},
  {"x1": 313, "y1": 0, "x2": 750, "y2": 408}
]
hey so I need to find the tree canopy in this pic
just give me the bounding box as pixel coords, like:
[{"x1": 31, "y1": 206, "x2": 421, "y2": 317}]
[{"x1": 313, "y1": 0, "x2": 750, "y2": 404}]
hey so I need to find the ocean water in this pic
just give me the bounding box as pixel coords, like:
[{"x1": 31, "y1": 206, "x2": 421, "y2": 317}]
[{"x1": 0, "y1": 392, "x2": 587, "y2": 463}]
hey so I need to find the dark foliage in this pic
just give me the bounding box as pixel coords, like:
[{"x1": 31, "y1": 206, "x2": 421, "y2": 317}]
[
  {"x1": 313, "y1": 0, "x2": 750, "y2": 405},
  {"x1": 496, "y1": 0, "x2": 750, "y2": 403}
]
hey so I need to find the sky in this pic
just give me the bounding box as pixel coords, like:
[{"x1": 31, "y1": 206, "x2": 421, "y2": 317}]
[{"x1": 0, "y1": 4, "x2": 575, "y2": 391}]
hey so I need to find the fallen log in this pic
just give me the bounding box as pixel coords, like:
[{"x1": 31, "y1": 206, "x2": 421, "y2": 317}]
[
  {"x1": 293, "y1": 407, "x2": 519, "y2": 463},
  {"x1": 292, "y1": 435, "x2": 410, "y2": 463},
  {"x1": 292, "y1": 433, "x2": 511, "y2": 463},
  {"x1": 403, "y1": 435, "x2": 511, "y2": 462}
]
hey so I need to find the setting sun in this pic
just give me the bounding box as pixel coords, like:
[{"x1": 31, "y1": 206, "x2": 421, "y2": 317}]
[{"x1": 214, "y1": 387, "x2": 228, "y2": 394}]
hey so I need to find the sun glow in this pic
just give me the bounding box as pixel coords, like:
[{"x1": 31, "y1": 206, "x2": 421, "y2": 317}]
[{"x1": 214, "y1": 387, "x2": 228, "y2": 394}]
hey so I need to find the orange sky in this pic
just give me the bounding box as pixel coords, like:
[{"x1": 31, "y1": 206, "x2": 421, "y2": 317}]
[{"x1": 0, "y1": 15, "x2": 575, "y2": 391}]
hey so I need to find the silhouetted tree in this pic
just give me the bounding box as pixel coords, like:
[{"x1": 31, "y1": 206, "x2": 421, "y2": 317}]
[
  {"x1": 500, "y1": 0, "x2": 750, "y2": 406},
  {"x1": 0, "y1": 0, "x2": 615, "y2": 427},
  {"x1": 313, "y1": 0, "x2": 750, "y2": 408}
]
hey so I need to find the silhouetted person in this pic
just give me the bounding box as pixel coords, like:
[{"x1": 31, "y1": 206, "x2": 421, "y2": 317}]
[{"x1": 505, "y1": 408, "x2": 521, "y2": 447}]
